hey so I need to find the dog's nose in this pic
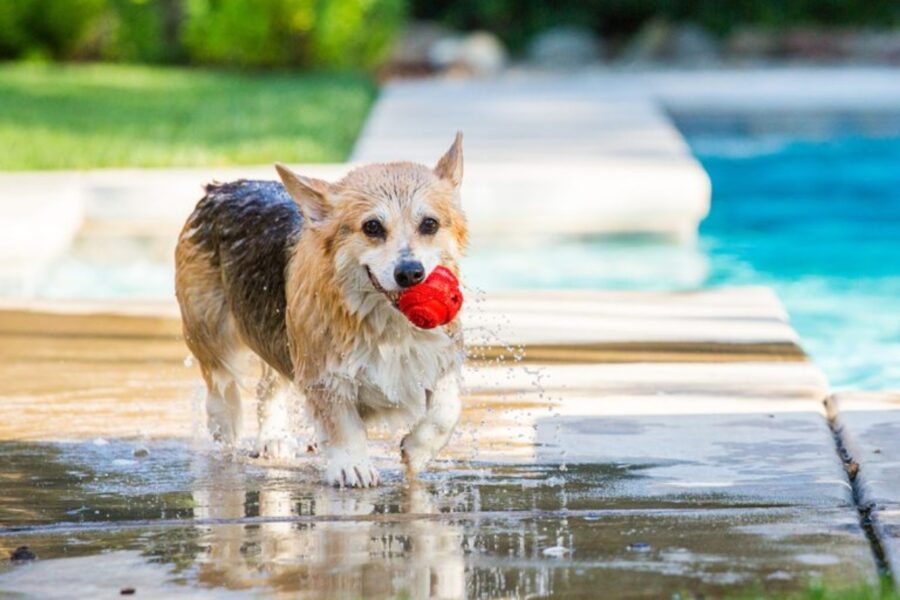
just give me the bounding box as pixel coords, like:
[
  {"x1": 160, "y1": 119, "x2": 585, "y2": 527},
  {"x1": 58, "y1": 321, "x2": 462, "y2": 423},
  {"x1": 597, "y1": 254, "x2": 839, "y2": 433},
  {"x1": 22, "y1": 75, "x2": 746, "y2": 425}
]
[{"x1": 394, "y1": 260, "x2": 426, "y2": 288}]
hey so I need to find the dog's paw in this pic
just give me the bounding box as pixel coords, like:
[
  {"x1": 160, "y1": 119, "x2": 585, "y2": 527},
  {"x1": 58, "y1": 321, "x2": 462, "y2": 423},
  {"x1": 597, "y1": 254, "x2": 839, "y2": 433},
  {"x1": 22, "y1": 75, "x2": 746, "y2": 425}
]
[
  {"x1": 254, "y1": 437, "x2": 299, "y2": 462},
  {"x1": 324, "y1": 451, "x2": 379, "y2": 488},
  {"x1": 400, "y1": 435, "x2": 432, "y2": 476}
]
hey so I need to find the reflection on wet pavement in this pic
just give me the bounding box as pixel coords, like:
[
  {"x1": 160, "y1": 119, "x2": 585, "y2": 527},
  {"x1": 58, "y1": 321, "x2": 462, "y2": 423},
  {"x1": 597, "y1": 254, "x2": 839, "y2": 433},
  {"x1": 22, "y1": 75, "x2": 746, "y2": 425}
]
[{"x1": 0, "y1": 441, "x2": 874, "y2": 598}]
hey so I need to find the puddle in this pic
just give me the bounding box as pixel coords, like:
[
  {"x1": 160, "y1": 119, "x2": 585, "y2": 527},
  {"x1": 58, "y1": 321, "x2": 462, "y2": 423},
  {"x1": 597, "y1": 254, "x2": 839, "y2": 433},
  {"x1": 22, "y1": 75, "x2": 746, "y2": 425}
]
[
  {"x1": 0, "y1": 440, "x2": 877, "y2": 598},
  {"x1": 0, "y1": 439, "x2": 811, "y2": 532},
  {"x1": 0, "y1": 509, "x2": 872, "y2": 599}
]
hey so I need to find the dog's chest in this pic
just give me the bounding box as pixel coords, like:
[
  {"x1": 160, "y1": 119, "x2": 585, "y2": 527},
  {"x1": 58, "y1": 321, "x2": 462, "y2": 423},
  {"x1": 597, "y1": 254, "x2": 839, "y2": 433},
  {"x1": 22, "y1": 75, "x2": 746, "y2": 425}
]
[{"x1": 350, "y1": 326, "x2": 456, "y2": 413}]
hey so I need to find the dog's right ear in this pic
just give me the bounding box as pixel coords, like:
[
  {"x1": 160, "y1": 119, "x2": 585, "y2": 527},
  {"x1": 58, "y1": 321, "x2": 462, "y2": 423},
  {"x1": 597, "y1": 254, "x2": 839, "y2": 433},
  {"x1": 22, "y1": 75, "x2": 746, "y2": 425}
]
[{"x1": 275, "y1": 163, "x2": 333, "y2": 223}]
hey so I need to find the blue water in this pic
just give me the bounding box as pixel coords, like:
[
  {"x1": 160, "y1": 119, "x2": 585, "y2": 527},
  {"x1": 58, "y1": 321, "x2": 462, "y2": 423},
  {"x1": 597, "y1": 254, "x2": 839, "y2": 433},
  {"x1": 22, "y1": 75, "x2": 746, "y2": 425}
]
[
  {"x1": 692, "y1": 133, "x2": 900, "y2": 389},
  {"x1": 467, "y1": 133, "x2": 900, "y2": 389}
]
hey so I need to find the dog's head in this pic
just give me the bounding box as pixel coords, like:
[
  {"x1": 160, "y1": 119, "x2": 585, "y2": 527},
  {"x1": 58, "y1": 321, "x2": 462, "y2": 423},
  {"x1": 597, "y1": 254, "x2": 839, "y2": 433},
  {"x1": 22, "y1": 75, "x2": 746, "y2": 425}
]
[{"x1": 276, "y1": 133, "x2": 467, "y2": 311}]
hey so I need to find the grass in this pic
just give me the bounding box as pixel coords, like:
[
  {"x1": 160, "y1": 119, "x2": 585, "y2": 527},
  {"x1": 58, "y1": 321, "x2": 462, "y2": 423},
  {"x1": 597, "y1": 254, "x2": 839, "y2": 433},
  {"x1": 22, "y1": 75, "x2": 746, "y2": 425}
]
[
  {"x1": 731, "y1": 579, "x2": 899, "y2": 600},
  {"x1": 0, "y1": 62, "x2": 377, "y2": 170}
]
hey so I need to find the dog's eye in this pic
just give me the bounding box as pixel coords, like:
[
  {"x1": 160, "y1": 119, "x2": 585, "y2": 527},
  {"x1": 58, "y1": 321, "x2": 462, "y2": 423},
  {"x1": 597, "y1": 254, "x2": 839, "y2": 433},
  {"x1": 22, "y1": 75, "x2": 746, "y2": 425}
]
[
  {"x1": 362, "y1": 219, "x2": 385, "y2": 238},
  {"x1": 419, "y1": 217, "x2": 439, "y2": 235}
]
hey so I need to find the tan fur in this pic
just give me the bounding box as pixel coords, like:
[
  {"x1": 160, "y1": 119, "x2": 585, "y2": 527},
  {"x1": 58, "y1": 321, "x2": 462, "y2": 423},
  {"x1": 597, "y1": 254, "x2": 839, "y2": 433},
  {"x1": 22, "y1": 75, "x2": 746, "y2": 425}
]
[{"x1": 175, "y1": 233, "x2": 242, "y2": 383}]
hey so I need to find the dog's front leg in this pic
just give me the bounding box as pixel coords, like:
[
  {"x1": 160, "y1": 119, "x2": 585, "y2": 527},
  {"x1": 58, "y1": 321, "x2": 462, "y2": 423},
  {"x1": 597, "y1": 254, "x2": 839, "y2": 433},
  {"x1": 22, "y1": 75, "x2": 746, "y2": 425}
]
[
  {"x1": 307, "y1": 386, "x2": 379, "y2": 488},
  {"x1": 401, "y1": 372, "x2": 461, "y2": 476}
]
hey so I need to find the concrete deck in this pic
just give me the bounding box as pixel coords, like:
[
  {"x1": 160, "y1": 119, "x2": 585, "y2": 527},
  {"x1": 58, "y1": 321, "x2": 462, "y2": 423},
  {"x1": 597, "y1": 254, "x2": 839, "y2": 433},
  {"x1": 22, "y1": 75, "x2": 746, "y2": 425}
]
[
  {"x1": 352, "y1": 75, "x2": 710, "y2": 241},
  {"x1": 0, "y1": 289, "x2": 882, "y2": 597}
]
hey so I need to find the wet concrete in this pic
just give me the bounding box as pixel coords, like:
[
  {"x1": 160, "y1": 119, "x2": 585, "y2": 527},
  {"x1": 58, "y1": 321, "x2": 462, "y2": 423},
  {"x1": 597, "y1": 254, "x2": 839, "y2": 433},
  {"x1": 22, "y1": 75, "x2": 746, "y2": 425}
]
[
  {"x1": 0, "y1": 304, "x2": 882, "y2": 597},
  {"x1": 830, "y1": 392, "x2": 900, "y2": 578},
  {"x1": 0, "y1": 512, "x2": 870, "y2": 599},
  {"x1": 0, "y1": 441, "x2": 875, "y2": 599}
]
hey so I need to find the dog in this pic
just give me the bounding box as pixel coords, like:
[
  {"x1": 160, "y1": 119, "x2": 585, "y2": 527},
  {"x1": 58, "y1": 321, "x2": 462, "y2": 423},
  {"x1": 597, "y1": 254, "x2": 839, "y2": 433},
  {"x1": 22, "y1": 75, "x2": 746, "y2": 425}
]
[{"x1": 175, "y1": 133, "x2": 467, "y2": 487}]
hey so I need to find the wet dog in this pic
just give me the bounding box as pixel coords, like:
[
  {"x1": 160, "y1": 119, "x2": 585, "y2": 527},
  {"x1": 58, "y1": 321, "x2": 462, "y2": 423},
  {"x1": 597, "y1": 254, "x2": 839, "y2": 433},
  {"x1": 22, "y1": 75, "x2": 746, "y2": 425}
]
[{"x1": 175, "y1": 134, "x2": 467, "y2": 487}]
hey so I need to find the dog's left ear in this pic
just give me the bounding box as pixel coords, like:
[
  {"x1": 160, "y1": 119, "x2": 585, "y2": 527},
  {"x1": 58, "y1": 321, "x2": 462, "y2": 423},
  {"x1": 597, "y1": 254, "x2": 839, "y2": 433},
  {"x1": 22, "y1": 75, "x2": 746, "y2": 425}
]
[
  {"x1": 434, "y1": 131, "x2": 463, "y2": 188},
  {"x1": 275, "y1": 163, "x2": 333, "y2": 223}
]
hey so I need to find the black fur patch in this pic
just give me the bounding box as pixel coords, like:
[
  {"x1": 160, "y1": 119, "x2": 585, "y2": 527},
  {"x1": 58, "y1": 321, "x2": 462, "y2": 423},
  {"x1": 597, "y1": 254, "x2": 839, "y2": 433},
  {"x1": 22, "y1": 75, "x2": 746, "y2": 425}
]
[{"x1": 188, "y1": 180, "x2": 302, "y2": 377}]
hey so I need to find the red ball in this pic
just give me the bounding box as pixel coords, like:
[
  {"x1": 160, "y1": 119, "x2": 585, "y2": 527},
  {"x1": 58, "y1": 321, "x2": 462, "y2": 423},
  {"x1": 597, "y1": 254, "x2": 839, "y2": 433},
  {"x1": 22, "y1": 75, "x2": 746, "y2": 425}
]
[{"x1": 398, "y1": 266, "x2": 463, "y2": 329}]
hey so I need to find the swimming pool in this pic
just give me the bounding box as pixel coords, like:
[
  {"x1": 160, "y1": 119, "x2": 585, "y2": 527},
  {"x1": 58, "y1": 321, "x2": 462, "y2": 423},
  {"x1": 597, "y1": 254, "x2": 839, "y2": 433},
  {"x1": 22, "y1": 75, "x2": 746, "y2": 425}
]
[
  {"x1": 688, "y1": 130, "x2": 900, "y2": 390},
  {"x1": 468, "y1": 129, "x2": 900, "y2": 390}
]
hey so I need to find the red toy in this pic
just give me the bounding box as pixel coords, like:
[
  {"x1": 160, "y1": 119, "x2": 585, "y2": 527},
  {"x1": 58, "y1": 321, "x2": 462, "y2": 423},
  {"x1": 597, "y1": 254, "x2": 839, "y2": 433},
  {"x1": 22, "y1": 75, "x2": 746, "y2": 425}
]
[{"x1": 398, "y1": 266, "x2": 463, "y2": 329}]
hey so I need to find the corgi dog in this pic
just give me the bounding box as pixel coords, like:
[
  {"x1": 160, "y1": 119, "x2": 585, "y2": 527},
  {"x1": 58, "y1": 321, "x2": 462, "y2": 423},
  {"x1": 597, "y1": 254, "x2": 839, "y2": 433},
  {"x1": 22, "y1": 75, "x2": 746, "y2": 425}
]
[{"x1": 175, "y1": 134, "x2": 466, "y2": 487}]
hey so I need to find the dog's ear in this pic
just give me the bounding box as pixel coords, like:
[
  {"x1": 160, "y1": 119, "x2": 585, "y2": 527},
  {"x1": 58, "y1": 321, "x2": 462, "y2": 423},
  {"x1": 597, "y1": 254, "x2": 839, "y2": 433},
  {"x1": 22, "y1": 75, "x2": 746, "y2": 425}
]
[
  {"x1": 275, "y1": 163, "x2": 333, "y2": 223},
  {"x1": 434, "y1": 131, "x2": 463, "y2": 188}
]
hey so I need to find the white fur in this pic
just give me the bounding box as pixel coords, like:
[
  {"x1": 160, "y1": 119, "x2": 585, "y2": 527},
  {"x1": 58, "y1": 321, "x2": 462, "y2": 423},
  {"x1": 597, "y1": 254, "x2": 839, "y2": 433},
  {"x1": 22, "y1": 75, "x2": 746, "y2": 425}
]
[
  {"x1": 256, "y1": 372, "x2": 299, "y2": 461},
  {"x1": 401, "y1": 372, "x2": 462, "y2": 474},
  {"x1": 349, "y1": 305, "x2": 458, "y2": 418},
  {"x1": 290, "y1": 250, "x2": 463, "y2": 487},
  {"x1": 206, "y1": 366, "x2": 243, "y2": 445},
  {"x1": 336, "y1": 250, "x2": 462, "y2": 422},
  {"x1": 317, "y1": 403, "x2": 380, "y2": 487}
]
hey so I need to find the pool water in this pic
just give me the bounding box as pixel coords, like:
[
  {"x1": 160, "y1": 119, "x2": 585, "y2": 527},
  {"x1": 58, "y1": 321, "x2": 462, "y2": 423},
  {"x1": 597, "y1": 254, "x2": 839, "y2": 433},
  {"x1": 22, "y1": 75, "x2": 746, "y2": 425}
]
[
  {"x1": 469, "y1": 132, "x2": 900, "y2": 390},
  {"x1": 689, "y1": 133, "x2": 900, "y2": 390}
]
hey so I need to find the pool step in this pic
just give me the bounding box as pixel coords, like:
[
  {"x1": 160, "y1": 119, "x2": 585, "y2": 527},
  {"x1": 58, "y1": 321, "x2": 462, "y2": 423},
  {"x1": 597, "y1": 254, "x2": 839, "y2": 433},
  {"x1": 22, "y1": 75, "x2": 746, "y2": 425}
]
[{"x1": 0, "y1": 286, "x2": 824, "y2": 443}]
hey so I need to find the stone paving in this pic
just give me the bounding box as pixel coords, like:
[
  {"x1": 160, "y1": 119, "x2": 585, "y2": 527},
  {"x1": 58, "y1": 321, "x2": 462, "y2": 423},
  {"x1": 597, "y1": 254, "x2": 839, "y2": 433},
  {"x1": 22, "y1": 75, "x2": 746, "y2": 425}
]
[{"x1": 0, "y1": 289, "x2": 886, "y2": 597}]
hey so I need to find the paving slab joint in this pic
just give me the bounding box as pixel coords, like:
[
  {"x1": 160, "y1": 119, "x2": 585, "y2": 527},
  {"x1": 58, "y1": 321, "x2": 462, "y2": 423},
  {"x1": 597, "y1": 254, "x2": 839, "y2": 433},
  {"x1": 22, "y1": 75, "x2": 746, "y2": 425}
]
[{"x1": 826, "y1": 394, "x2": 897, "y2": 585}]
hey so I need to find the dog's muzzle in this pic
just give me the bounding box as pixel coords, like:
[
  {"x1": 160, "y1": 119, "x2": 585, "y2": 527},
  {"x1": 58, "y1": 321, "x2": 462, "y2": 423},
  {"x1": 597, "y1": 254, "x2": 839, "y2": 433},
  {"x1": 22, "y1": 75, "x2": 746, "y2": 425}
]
[{"x1": 365, "y1": 267, "x2": 400, "y2": 307}]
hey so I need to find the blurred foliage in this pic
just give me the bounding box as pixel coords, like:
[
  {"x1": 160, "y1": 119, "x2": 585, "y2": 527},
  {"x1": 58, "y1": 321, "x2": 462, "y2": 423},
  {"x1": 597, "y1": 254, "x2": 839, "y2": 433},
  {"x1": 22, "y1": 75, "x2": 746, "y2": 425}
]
[
  {"x1": 3, "y1": 0, "x2": 897, "y2": 66},
  {"x1": 0, "y1": 0, "x2": 107, "y2": 60},
  {"x1": 181, "y1": 0, "x2": 405, "y2": 68},
  {"x1": 413, "y1": 0, "x2": 900, "y2": 51},
  {"x1": 100, "y1": 0, "x2": 182, "y2": 62},
  {"x1": 307, "y1": 0, "x2": 406, "y2": 68},
  {"x1": 0, "y1": 0, "x2": 407, "y2": 68}
]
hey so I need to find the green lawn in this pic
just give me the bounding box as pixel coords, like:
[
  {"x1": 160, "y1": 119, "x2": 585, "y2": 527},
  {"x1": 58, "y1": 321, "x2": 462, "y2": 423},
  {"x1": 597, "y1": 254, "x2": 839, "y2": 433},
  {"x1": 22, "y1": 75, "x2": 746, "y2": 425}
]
[
  {"x1": 732, "y1": 580, "x2": 899, "y2": 600},
  {"x1": 0, "y1": 63, "x2": 376, "y2": 170}
]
